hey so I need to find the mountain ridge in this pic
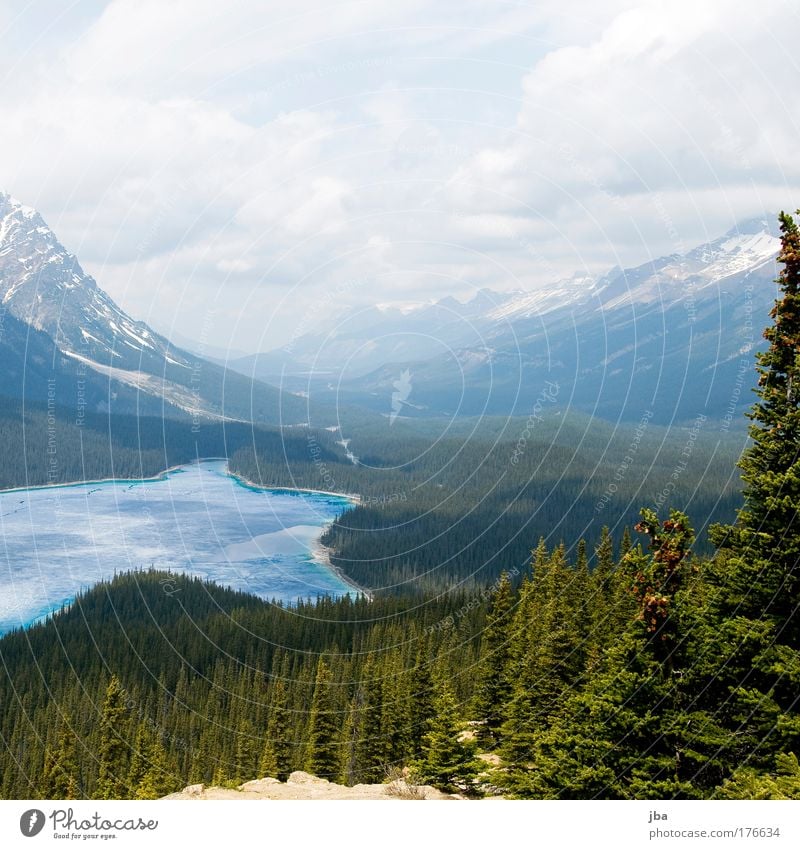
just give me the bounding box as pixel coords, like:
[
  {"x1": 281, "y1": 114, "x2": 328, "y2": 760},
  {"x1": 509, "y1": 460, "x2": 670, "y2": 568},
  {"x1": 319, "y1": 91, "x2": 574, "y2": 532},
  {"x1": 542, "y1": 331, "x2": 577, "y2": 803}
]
[
  {"x1": 0, "y1": 192, "x2": 322, "y2": 426},
  {"x1": 226, "y1": 215, "x2": 781, "y2": 423}
]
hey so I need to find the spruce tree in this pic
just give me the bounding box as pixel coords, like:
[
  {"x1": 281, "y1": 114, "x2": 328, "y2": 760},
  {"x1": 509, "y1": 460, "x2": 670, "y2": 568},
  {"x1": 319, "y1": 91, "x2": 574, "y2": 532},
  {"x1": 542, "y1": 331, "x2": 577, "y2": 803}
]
[
  {"x1": 95, "y1": 676, "x2": 130, "y2": 799},
  {"x1": 135, "y1": 738, "x2": 178, "y2": 799},
  {"x1": 701, "y1": 210, "x2": 800, "y2": 786},
  {"x1": 474, "y1": 572, "x2": 514, "y2": 746},
  {"x1": 507, "y1": 510, "x2": 700, "y2": 799},
  {"x1": 407, "y1": 641, "x2": 436, "y2": 760},
  {"x1": 304, "y1": 659, "x2": 340, "y2": 779},
  {"x1": 620, "y1": 526, "x2": 632, "y2": 557},
  {"x1": 260, "y1": 679, "x2": 293, "y2": 781},
  {"x1": 414, "y1": 681, "x2": 481, "y2": 795},
  {"x1": 40, "y1": 717, "x2": 79, "y2": 799},
  {"x1": 710, "y1": 210, "x2": 800, "y2": 631},
  {"x1": 127, "y1": 722, "x2": 150, "y2": 795}
]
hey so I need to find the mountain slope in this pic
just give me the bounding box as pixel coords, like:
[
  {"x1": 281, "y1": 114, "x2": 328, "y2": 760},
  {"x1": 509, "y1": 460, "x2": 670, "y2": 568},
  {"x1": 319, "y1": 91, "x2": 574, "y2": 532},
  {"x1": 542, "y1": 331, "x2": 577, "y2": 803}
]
[
  {"x1": 0, "y1": 193, "x2": 318, "y2": 425},
  {"x1": 236, "y1": 217, "x2": 780, "y2": 424}
]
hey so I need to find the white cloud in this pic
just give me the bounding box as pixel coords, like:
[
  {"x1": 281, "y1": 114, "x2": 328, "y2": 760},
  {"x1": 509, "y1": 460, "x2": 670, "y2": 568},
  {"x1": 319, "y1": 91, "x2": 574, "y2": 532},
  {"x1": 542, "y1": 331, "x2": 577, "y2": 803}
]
[{"x1": 0, "y1": 0, "x2": 797, "y2": 349}]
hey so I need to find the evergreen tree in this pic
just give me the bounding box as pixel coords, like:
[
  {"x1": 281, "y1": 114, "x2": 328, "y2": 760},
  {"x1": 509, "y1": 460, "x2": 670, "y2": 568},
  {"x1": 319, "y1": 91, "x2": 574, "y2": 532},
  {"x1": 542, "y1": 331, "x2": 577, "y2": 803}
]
[
  {"x1": 135, "y1": 738, "x2": 178, "y2": 799},
  {"x1": 260, "y1": 679, "x2": 293, "y2": 781},
  {"x1": 717, "y1": 752, "x2": 800, "y2": 800},
  {"x1": 620, "y1": 526, "x2": 632, "y2": 557},
  {"x1": 304, "y1": 659, "x2": 340, "y2": 779},
  {"x1": 40, "y1": 717, "x2": 79, "y2": 799},
  {"x1": 701, "y1": 210, "x2": 800, "y2": 783},
  {"x1": 127, "y1": 722, "x2": 150, "y2": 794},
  {"x1": 506, "y1": 511, "x2": 700, "y2": 799},
  {"x1": 414, "y1": 681, "x2": 481, "y2": 795},
  {"x1": 407, "y1": 642, "x2": 436, "y2": 760},
  {"x1": 95, "y1": 676, "x2": 130, "y2": 799},
  {"x1": 710, "y1": 210, "x2": 800, "y2": 631},
  {"x1": 474, "y1": 572, "x2": 515, "y2": 746}
]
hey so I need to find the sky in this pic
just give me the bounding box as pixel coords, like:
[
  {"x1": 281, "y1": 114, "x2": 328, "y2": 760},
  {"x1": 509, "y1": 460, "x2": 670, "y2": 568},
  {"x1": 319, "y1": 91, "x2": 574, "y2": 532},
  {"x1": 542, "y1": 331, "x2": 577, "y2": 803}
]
[{"x1": 0, "y1": 0, "x2": 798, "y2": 352}]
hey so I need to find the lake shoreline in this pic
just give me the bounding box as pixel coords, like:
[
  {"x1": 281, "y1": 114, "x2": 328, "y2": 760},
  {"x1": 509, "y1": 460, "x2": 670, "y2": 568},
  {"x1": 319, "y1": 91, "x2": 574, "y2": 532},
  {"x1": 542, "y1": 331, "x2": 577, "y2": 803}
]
[
  {"x1": 0, "y1": 463, "x2": 191, "y2": 496},
  {"x1": 0, "y1": 459, "x2": 373, "y2": 622},
  {"x1": 226, "y1": 468, "x2": 362, "y2": 503},
  {"x1": 227, "y1": 469, "x2": 372, "y2": 600}
]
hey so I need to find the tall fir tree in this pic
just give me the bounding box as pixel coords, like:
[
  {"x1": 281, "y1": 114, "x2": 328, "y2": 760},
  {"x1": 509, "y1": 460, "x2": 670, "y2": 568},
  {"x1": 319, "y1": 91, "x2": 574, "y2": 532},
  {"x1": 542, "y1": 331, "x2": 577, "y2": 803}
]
[
  {"x1": 95, "y1": 676, "x2": 130, "y2": 799},
  {"x1": 414, "y1": 681, "x2": 481, "y2": 795},
  {"x1": 260, "y1": 679, "x2": 293, "y2": 781},
  {"x1": 304, "y1": 659, "x2": 340, "y2": 779},
  {"x1": 503, "y1": 510, "x2": 701, "y2": 799},
  {"x1": 703, "y1": 210, "x2": 800, "y2": 786},
  {"x1": 710, "y1": 210, "x2": 800, "y2": 632},
  {"x1": 40, "y1": 716, "x2": 79, "y2": 799},
  {"x1": 474, "y1": 571, "x2": 515, "y2": 746}
]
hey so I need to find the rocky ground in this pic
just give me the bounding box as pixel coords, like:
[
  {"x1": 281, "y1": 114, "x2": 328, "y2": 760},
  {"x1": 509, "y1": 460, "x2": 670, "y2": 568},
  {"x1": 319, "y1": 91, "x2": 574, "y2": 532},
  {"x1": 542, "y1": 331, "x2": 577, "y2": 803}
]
[{"x1": 163, "y1": 771, "x2": 462, "y2": 800}]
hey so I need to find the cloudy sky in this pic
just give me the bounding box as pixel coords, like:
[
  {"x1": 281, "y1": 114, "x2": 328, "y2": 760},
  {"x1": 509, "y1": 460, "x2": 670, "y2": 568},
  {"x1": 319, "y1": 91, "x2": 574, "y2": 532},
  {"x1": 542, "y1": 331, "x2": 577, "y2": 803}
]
[{"x1": 1, "y1": 0, "x2": 798, "y2": 351}]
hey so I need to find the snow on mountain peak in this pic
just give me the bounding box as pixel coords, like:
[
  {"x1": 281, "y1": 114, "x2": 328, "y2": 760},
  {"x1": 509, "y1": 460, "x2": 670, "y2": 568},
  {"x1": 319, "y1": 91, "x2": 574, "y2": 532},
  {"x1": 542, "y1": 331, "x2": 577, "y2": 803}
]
[{"x1": 0, "y1": 191, "x2": 191, "y2": 372}]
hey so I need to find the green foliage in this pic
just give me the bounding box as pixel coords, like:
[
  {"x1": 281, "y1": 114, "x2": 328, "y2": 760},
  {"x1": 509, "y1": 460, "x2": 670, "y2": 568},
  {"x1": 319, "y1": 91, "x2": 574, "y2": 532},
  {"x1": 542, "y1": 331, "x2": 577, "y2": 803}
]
[
  {"x1": 413, "y1": 682, "x2": 481, "y2": 795},
  {"x1": 305, "y1": 659, "x2": 340, "y2": 779},
  {"x1": 717, "y1": 752, "x2": 800, "y2": 799},
  {"x1": 260, "y1": 678, "x2": 293, "y2": 781},
  {"x1": 95, "y1": 676, "x2": 130, "y2": 800},
  {"x1": 473, "y1": 572, "x2": 514, "y2": 746}
]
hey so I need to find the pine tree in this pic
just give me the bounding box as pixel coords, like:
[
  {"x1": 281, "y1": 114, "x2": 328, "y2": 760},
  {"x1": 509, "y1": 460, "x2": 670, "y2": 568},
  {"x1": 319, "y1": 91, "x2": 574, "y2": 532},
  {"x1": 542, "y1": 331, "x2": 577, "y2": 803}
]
[
  {"x1": 127, "y1": 722, "x2": 150, "y2": 794},
  {"x1": 40, "y1": 717, "x2": 79, "y2": 799},
  {"x1": 711, "y1": 210, "x2": 800, "y2": 631},
  {"x1": 234, "y1": 718, "x2": 259, "y2": 783},
  {"x1": 260, "y1": 679, "x2": 293, "y2": 781},
  {"x1": 95, "y1": 676, "x2": 130, "y2": 799},
  {"x1": 135, "y1": 738, "x2": 178, "y2": 799},
  {"x1": 413, "y1": 681, "x2": 481, "y2": 795},
  {"x1": 304, "y1": 659, "x2": 340, "y2": 779},
  {"x1": 701, "y1": 210, "x2": 800, "y2": 783},
  {"x1": 717, "y1": 752, "x2": 800, "y2": 799},
  {"x1": 505, "y1": 511, "x2": 701, "y2": 799},
  {"x1": 620, "y1": 526, "x2": 632, "y2": 557},
  {"x1": 474, "y1": 572, "x2": 515, "y2": 746},
  {"x1": 407, "y1": 642, "x2": 435, "y2": 760}
]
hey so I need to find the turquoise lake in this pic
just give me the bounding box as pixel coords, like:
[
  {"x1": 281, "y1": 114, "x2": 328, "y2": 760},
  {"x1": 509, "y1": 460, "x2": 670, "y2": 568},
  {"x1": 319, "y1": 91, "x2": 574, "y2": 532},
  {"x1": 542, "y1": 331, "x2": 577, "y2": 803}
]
[{"x1": 0, "y1": 460, "x2": 355, "y2": 635}]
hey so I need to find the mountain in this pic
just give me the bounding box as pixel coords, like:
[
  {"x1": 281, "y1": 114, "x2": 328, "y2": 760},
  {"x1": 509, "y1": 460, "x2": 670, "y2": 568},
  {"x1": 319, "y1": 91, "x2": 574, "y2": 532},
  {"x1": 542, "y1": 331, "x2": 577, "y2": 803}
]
[
  {"x1": 230, "y1": 217, "x2": 781, "y2": 424},
  {"x1": 0, "y1": 193, "x2": 317, "y2": 426}
]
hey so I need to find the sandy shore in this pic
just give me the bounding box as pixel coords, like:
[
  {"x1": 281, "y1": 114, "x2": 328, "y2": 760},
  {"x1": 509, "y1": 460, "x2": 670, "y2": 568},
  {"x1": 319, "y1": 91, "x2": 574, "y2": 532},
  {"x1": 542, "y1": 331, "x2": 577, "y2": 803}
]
[
  {"x1": 308, "y1": 536, "x2": 374, "y2": 601},
  {"x1": 227, "y1": 469, "x2": 362, "y2": 503}
]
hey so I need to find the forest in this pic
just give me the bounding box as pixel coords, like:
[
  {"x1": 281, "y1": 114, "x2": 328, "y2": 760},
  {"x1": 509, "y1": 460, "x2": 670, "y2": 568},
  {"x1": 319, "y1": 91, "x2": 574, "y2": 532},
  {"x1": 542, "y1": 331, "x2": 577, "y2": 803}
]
[
  {"x1": 229, "y1": 411, "x2": 746, "y2": 591},
  {"x1": 0, "y1": 211, "x2": 799, "y2": 800}
]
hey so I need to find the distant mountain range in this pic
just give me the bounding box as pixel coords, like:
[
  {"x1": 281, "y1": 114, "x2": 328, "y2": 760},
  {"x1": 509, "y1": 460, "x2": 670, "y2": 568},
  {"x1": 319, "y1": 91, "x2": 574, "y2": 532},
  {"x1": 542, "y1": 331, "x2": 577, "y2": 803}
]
[
  {"x1": 0, "y1": 192, "x2": 313, "y2": 426},
  {"x1": 227, "y1": 217, "x2": 781, "y2": 424},
  {"x1": 1, "y1": 191, "x2": 780, "y2": 428}
]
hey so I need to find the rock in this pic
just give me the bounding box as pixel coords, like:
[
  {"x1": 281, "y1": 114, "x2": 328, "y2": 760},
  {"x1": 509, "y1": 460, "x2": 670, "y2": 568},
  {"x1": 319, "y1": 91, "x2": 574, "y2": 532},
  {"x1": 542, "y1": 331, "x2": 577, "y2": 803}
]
[
  {"x1": 287, "y1": 770, "x2": 330, "y2": 785},
  {"x1": 183, "y1": 783, "x2": 205, "y2": 796},
  {"x1": 239, "y1": 777, "x2": 282, "y2": 792}
]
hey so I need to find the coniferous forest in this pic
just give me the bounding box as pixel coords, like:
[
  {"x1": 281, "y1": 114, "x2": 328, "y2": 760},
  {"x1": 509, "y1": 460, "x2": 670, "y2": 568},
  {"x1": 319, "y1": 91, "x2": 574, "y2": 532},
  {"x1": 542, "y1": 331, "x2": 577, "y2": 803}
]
[{"x1": 1, "y1": 212, "x2": 799, "y2": 800}]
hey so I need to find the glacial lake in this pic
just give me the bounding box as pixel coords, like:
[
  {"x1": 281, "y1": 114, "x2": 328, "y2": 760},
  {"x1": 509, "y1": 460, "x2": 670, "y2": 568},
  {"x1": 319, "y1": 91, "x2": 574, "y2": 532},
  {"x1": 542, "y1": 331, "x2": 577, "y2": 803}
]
[{"x1": 0, "y1": 460, "x2": 355, "y2": 636}]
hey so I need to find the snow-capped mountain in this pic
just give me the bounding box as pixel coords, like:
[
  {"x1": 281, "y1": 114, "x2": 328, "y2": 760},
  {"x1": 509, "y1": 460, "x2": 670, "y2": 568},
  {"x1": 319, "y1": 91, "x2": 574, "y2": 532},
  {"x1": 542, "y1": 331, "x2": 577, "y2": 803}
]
[
  {"x1": 0, "y1": 193, "x2": 311, "y2": 425},
  {"x1": 0, "y1": 192, "x2": 191, "y2": 373},
  {"x1": 234, "y1": 216, "x2": 781, "y2": 424}
]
